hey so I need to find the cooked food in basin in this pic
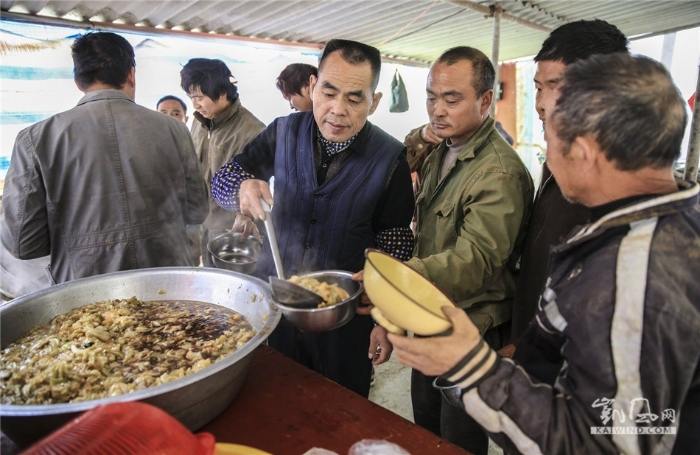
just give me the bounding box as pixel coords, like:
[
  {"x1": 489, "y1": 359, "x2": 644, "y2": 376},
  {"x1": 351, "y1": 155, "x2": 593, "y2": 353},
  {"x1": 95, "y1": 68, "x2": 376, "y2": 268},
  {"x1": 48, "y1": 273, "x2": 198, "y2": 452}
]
[
  {"x1": 0, "y1": 267, "x2": 280, "y2": 447},
  {"x1": 1, "y1": 297, "x2": 255, "y2": 405}
]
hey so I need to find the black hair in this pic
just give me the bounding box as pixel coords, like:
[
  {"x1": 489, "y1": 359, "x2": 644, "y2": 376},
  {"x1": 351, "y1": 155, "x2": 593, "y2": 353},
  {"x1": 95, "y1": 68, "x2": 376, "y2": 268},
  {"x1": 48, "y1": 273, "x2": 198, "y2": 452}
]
[
  {"x1": 435, "y1": 46, "x2": 495, "y2": 97},
  {"x1": 535, "y1": 19, "x2": 629, "y2": 64},
  {"x1": 180, "y1": 58, "x2": 239, "y2": 103},
  {"x1": 553, "y1": 54, "x2": 686, "y2": 171},
  {"x1": 276, "y1": 63, "x2": 318, "y2": 97},
  {"x1": 71, "y1": 32, "x2": 135, "y2": 90},
  {"x1": 318, "y1": 39, "x2": 382, "y2": 92},
  {"x1": 156, "y1": 95, "x2": 187, "y2": 115}
]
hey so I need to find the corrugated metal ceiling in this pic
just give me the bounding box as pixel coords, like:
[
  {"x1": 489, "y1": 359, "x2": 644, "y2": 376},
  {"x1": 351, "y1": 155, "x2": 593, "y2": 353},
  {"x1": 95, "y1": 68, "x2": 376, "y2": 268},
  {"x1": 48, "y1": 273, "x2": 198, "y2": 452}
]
[{"x1": 2, "y1": 1, "x2": 699, "y2": 64}]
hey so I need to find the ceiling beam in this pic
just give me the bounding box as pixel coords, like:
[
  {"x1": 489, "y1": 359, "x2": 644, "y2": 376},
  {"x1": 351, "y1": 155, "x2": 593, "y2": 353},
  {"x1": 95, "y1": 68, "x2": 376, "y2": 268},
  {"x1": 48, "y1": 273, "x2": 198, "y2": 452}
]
[
  {"x1": 442, "y1": 0, "x2": 554, "y2": 33},
  {"x1": 0, "y1": 11, "x2": 431, "y2": 67},
  {"x1": 0, "y1": 11, "x2": 324, "y2": 52}
]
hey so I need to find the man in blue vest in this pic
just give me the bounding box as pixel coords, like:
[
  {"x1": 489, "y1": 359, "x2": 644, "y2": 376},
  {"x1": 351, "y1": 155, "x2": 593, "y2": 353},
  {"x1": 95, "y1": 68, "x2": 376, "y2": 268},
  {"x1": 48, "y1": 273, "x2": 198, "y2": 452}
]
[{"x1": 211, "y1": 39, "x2": 415, "y2": 398}]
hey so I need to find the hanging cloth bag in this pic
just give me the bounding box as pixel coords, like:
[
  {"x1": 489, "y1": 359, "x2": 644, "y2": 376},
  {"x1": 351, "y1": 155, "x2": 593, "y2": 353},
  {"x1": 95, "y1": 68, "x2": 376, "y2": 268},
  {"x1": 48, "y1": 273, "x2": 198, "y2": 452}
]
[{"x1": 389, "y1": 69, "x2": 409, "y2": 113}]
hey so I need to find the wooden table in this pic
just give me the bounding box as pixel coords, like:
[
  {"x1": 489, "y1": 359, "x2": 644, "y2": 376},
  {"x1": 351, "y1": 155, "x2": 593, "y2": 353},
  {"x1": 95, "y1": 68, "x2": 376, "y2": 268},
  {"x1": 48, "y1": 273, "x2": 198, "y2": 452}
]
[
  {"x1": 2, "y1": 345, "x2": 471, "y2": 454},
  {"x1": 201, "y1": 345, "x2": 470, "y2": 454}
]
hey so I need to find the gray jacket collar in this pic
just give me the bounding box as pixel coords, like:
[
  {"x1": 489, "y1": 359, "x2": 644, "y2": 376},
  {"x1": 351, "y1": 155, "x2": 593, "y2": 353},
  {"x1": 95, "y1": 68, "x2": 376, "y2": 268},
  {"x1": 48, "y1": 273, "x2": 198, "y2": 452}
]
[
  {"x1": 77, "y1": 89, "x2": 134, "y2": 106},
  {"x1": 192, "y1": 98, "x2": 241, "y2": 130}
]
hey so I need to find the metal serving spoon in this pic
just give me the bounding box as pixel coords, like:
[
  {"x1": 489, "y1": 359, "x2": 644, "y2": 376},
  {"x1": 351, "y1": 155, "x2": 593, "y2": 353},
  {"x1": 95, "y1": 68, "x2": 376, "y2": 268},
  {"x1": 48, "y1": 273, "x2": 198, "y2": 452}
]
[{"x1": 260, "y1": 199, "x2": 323, "y2": 308}]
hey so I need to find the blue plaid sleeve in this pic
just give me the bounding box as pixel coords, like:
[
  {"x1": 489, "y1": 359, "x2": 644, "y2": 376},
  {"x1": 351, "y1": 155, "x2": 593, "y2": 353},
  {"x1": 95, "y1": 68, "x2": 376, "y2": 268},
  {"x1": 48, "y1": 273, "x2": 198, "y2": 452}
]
[{"x1": 211, "y1": 161, "x2": 255, "y2": 212}]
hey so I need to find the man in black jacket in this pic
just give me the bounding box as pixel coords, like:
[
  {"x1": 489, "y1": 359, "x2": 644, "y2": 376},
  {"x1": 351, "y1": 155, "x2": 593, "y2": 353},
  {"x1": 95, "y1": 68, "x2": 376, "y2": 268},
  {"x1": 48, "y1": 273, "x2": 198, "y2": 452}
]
[{"x1": 503, "y1": 20, "x2": 630, "y2": 360}]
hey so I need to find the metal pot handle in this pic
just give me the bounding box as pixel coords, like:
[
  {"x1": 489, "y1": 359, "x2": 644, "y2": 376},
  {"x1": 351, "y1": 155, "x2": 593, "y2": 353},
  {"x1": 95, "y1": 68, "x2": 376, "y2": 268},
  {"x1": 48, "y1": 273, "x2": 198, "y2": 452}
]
[{"x1": 260, "y1": 198, "x2": 285, "y2": 279}]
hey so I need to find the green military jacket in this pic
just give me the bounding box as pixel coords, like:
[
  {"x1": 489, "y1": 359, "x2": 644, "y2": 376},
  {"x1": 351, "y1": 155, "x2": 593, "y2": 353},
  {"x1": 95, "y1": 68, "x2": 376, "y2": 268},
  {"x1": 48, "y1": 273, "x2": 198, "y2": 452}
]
[
  {"x1": 406, "y1": 117, "x2": 533, "y2": 334},
  {"x1": 191, "y1": 98, "x2": 265, "y2": 232}
]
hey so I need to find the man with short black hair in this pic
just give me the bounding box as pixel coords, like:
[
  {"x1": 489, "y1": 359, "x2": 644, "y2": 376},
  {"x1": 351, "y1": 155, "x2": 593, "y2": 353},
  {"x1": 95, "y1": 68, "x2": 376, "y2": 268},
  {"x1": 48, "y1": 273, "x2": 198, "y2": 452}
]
[
  {"x1": 156, "y1": 94, "x2": 203, "y2": 266},
  {"x1": 276, "y1": 63, "x2": 317, "y2": 112},
  {"x1": 504, "y1": 19, "x2": 630, "y2": 365},
  {"x1": 157, "y1": 95, "x2": 189, "y2": 123},
  {"x1": 211, "y1": 39, "x2": 415, "y2": 398},
  {"x1": 2, "y1": 32, "x2": 208, "y2": 284},
  {"x1": 390, "y1": 52, "x2": 700, "y2": 455},
  {"x1": 180, "y1": 58, "x2": 265, "y2": 267}
]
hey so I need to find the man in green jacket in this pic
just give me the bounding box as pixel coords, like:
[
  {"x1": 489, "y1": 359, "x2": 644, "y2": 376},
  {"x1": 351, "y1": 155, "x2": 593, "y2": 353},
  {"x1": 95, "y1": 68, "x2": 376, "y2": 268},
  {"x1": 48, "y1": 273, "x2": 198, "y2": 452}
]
[
  {"x1": 406, "y1": 46, "x2": 533, "y2": 455},
  {"x1": 180, "y1": 59, "x2": 265, "y2": 266}
]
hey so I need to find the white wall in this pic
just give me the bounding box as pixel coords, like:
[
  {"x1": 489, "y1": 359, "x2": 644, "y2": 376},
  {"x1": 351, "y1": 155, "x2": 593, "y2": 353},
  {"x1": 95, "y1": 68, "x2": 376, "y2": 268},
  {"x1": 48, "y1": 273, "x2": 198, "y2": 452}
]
[
  {"x1": 0, "y1": 22, "x2": 432, "y2": 184},
  {"x1": 630, "y1": 28, "x2": 700, "y2": 163},
  {"x1": 515, "y1": 26, "x2": 700, "y2": 179}
]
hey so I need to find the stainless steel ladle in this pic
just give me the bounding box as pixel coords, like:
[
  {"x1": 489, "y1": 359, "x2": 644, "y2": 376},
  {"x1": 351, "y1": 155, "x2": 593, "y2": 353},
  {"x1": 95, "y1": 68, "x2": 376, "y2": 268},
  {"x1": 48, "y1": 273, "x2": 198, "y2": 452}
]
[{"x1": 260, "y1": 199, "x2": 323, "y2": 308}]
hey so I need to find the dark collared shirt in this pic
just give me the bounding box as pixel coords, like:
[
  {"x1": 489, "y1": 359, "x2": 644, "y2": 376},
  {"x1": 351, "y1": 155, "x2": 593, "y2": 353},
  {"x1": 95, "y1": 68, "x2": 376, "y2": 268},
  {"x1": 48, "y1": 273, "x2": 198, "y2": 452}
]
[{"x1": 211, "y1": 118, "x2": 415, "y2": 261}]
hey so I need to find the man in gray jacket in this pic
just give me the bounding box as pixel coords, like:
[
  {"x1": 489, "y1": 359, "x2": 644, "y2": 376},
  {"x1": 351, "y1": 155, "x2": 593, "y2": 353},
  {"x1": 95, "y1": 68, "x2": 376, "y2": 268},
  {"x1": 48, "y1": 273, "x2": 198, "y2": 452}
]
[
  {"x1": 1, "y1": 32, "x2": 208, "y2": 284},
  {"x1": 180, "y1": 58, "x2": 265, "y2": 266}
]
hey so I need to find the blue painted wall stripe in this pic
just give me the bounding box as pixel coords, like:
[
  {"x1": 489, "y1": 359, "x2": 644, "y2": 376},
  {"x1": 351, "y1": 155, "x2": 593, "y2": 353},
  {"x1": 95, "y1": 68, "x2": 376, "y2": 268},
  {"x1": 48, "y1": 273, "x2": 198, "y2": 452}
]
[
  {"x1": 0, "y1": 66, "x2": 73, "y2": 80},
  {"x1": 0, "y1": 112, "x2": 53, "y2": 125}
]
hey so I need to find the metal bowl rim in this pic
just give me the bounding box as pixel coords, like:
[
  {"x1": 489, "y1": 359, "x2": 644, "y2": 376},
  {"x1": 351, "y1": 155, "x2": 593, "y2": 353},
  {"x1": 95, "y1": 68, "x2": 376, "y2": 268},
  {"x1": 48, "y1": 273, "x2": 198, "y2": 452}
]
[
  {"x1": 273, "y1": 270, "x2": 362, "y2": 314},
  {"x1": 0, "y1": 267, "x2": 281, "y2": 417}
]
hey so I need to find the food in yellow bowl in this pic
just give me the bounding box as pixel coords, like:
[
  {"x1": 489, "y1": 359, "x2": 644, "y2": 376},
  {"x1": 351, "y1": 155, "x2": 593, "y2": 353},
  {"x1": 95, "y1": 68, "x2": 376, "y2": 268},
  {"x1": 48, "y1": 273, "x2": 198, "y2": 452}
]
[{"x1": 363, "y1": 249, "x2": 455, "y2": 335}]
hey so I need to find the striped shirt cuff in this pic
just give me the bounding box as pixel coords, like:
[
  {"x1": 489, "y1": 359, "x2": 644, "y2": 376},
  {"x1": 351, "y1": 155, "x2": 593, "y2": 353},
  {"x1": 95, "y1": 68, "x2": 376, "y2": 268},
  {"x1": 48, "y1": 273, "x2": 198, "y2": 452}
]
[
  {"x1": 435, "y1": 339, "x2": 499, "y2": 393},
  {"x1": 211, "y1": 161, "x2": 255, "y2": 212},
  {"x1": 375, "y1": 227, "x2": 414, "y2": 261}
]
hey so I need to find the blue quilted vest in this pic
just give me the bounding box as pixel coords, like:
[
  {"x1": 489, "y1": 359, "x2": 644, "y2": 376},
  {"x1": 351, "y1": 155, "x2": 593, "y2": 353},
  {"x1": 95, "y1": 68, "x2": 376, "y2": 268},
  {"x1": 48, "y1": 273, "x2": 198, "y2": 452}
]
[{"x1": 255, "y1": 111, "x2": 405, "y2": 279}]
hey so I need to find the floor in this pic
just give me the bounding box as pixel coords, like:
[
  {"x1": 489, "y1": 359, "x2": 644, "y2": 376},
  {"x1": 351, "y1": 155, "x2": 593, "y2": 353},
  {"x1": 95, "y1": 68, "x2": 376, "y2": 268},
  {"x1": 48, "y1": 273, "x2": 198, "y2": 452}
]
[{"x1": 368, "y1": 355, "x2": 504, "y2": 455}]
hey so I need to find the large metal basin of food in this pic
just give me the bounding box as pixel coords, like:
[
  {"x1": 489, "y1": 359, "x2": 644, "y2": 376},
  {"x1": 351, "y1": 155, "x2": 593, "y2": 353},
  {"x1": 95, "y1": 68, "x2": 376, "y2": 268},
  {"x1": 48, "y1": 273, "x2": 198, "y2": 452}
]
[{"x1": 0, "y1": 267, "x2": 281, "y2": 447}]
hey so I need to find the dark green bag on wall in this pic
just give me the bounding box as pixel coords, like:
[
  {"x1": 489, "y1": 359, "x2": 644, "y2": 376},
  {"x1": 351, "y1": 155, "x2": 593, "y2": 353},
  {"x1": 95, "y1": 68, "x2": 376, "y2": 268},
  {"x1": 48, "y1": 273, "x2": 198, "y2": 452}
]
[{"x1": 389, "y1": 69, "x2": 409, "y2": 113}]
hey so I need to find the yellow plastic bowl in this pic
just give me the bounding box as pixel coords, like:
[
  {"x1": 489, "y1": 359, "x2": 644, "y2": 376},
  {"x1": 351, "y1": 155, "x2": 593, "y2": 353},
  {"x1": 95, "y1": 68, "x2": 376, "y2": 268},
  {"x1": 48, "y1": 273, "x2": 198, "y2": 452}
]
[
  {"x1": 215, "y1": 443, "x2": 273, "y2": 455},
  {"x1": 363, "y1": 249, "x2": 454, "y2": 335}
]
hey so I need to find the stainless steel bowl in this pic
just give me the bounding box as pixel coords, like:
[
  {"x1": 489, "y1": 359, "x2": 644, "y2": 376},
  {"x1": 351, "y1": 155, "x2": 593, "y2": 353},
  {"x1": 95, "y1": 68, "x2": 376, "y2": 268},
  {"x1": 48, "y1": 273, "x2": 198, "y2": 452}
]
[
  {"x1": 273, "y1": 270, "x2": 362, "y2": 332},
  {"x1": 0, "y1": 267, "x2": 280, "y2": 447},
  {"x1": 207, "y1": 232, "x2": 262, "y2": 275}
]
